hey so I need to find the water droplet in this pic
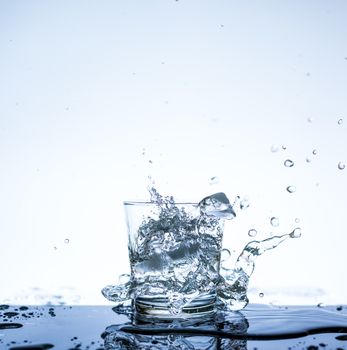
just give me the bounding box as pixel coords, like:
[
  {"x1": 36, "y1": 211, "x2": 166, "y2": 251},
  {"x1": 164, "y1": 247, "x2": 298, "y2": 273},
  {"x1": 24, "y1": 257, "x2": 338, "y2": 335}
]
[
  {"x1": 248, "y1": 229, "x2": 257, "y2": 237},
  {"x1": 286, "y1": 185, "x2": 296, "y2": 193},
  {"x1": 284, "y1": 159, "x2": 294, "y2": 167},
  {"x1": 317, "y1": 302, "x2": 324, "y2": 308},
  {"x1": 282, "y1": 145, "x2": 287, "y2": 150},
  {"x1": 270, "y1": 217, "x2": 279, "y2": 227},
  {"x1": 64, "y1": 239, "x2": 69, "y2": 244},
  {"x1": 295, "y1": 218, "x2": 300, "y2": 223},
  {"x1": 271, "y1": 145, "x2": 279, "y2": 153},
  {"x1": 338, "y1": 118, "x2": 343, "y2": 125},
  {"x1": 259, "y1": 292, "x2": 264, "y2": 298},
  {"x1": 209, "y1": 176, "x2": 220, "y2": 185},
  {"x1": 306, "y1": 157, "x2": 311, "y2": 163},
  {"x1": 148, "y1": 160, "x2": 153, "y2": 164},
  {"x1": 312, "y1": 149, "x2": 317, "y2": 155},
  {"x1": 290, "y1": 227, "x2": 302, "y2": 238},
  {"x1": 307, "y1": 117, "x2": 313, "y2": 123},
  {"x1": 338, "y1": 162, "x2": 345, "y2": 170},
  {"x1": 53, "y1": 246, "x2": 57, "y2": 250},
  {"x1": 240, "y1": 198, "x2": 250, "y2": 210}
]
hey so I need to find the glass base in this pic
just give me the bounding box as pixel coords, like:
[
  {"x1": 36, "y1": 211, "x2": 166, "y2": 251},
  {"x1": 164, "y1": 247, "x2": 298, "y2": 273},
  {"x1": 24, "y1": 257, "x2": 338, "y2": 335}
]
[{"x1": 134, "y1": 292, "x2": 216, "y2": 320}]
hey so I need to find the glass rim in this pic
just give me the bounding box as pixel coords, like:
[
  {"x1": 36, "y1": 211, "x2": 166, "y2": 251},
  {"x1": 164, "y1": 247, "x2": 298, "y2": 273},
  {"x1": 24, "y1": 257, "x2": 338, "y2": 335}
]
[{"x1": 123, "y1": 201, "x2": 198, "y2": 206}]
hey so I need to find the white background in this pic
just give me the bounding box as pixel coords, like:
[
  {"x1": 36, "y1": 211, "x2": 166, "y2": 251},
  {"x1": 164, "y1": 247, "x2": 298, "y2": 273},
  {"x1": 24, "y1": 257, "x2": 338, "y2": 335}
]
[{"x1": 1, "y1": 0, "x2": 347, "y2": 305}]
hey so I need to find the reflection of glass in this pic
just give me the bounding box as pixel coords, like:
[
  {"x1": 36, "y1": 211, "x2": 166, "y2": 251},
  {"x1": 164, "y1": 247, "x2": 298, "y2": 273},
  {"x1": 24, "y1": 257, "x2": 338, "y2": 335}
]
[
  {"x1": 124, "y1": 201, "x2": 224, "y2": 319},
  {"x1": 103, "y1": 306, "x2": 249, "y2": 350}
]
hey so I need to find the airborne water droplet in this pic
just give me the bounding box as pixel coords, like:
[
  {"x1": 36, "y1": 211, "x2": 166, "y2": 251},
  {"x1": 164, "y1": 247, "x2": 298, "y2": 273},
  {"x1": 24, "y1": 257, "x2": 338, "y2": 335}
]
[
  {"x1": 286, "y1": 185, "x2": 296, "y2": 193},
  {"x1": 306, "y1": 157, "x2": 311, "y2": 163},
  {"x1": 271, "y1": 145, "x2": 279, "y2": 153},
  {"x1": 64, "y1": 239, "x2": 69, "y2": 244},
  {"x1": 307, "y1": 117, "x2": 313, "y2": 123},
  {"x1": 270, "y1": 217, "x2": 279, "y2": 227},
  {"x1": 290, "y1": 227, "x2": 302, "y2": 238},
  {"x1": 240, "y1": 198, "x2": 250, "y2": 210},
  {"x1": 259, "y1": 292, "x2": 264, "y2": 298},
  {"x1": 248, "y1": 229, "x2": 257, "y2": 237},
  {"x1": 209, "y1": 176, "x2": 220, "y2": 185},
  {"x1": 295, "y1": 218, "x2": 300, "y2": 223},
  {"x1": 284, "y1": 159, "x2": 294, "y2": 167},
  {"x1": 312, "y1": 149, "x2": 317, "y2": 155},
  {"x1": 338, "y1": 162, "x2": 345, "y2": 170},
  {"x1": 221, "y1": 248, "x2": 231, "y2": 262},
  {"x1": 338, "y1": 118, "x2": 343, "y2": 125},
  {"x1": 282, "y1": 145, "x2": 287, "y2": 150}
]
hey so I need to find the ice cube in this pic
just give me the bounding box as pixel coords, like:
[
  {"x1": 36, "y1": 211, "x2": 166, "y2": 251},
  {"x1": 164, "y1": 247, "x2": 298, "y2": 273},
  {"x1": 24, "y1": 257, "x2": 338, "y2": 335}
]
[{"x1": 198, "y1": 192, "x2": 236, "y2": 219}]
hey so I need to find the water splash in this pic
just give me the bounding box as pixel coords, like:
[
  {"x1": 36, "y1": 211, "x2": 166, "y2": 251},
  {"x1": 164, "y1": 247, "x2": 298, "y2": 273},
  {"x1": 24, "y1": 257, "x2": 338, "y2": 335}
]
[{"x1": 102, "y1": 188, "x2": 301, "y2": 315}]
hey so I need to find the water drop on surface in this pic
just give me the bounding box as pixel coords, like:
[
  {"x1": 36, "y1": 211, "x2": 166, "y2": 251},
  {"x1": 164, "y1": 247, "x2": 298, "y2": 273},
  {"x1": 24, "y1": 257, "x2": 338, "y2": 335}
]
[
  {"x1": 284, "y1": 159, "x2": 294, "y2": 167},
  {"x1": 270, "y1": 217, "x2": 279, "y2": 227},
  {"x1": 248, "y1": 229, "x2": 257, "y2": 237},
  {"x1": 286, "y1": 185, "x2": 296, "y2": 193},
  {"x1": 338, "y1": 118, "x2": 343, "y2": 125},
  {"x1": 338, "y1": 162, "x2": 345, "y2": 170},
  {"x1": 259, "y1": 292, "x2": 264, "y2": 298},
  {"x1": 64, "y1": 239, "x2": 69, "y2": 244},
  {"x1": 290, "y1": 227, "x2": 302, "y2": 238}
]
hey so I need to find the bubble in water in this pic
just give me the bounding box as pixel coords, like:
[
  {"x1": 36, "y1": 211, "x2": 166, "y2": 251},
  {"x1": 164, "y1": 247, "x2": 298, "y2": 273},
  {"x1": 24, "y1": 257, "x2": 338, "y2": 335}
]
[
  {"x1": 259, "y1": 292, "x2": 264, "y2": 298},
  {"x1": 338, "y1": 118, "x2": 343, "y2": 125},
  {"x1": 209, "y1": 176, "x2": 220, "y2": 185},
  {"x1": 286, "y1": 185, "x2": 296, "y2": 193},
  {"x1": 284, "y1": 159, "x2": 294, "y2": 167},
  {"x1": 290, "y1": 227, "x2": 302, "y2": 238},
  {"x1": 248, "y1": 229, "x2": 257, "y2": 237},
  {"x1": 64, "y1": 239, "x2": 69, "y2": 244},
  {"x1": 338, "y1": 162, "x2": 345, "y2": 170},
  {"x1": 270, "y1": 217, "x2": 279, "y2": 227},
  {"x1": 312, "y1": 149, "x2": 317, "y2": 155},
  {"x1": 271, "y1": 145, "x2": 279, "y2": 153}
]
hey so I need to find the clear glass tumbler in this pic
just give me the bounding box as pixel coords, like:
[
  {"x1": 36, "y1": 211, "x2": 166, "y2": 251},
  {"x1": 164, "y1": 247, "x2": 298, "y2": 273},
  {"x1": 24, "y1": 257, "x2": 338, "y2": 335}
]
[{"x1": 124, "y1": 200, "x2": 224, "y2": 319}]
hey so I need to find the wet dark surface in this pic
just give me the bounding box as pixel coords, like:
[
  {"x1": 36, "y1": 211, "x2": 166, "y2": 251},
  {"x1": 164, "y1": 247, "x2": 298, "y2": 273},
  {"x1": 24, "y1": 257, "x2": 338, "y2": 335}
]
[{"x1": 0, "y1": 304, "x2": 346, "y2": 349}]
